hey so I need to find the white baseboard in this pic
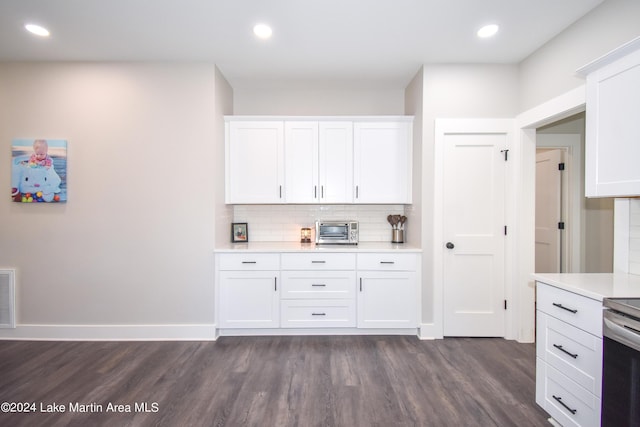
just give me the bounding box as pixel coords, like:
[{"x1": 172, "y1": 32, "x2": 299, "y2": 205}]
[
  {"x1": 418, "y1": 323, "x2": 443, "y2": 340},
  {"x1": 218, "y1": 327, "x2": 419, "y2": 337},
  {"x1": 0, "y1": 324, "x2": 217, "y2": 341}
]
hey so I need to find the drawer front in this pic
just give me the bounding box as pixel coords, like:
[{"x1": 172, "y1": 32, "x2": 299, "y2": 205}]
[
  {"x1": 218, "y1": 253, "x2": 280, "y2": 271},
  {"x1": 281, "y1": 271, "x2": 356, "y2": 299},
  {"x1": 537, "y1": 282, "x2": 602, "y2": 336},
  {"x1": 357, "y1": 253, "x2": 417, "y2": 271},
  {"x1": 537, "y1": 311, "x2": 603, "y2": 397},
  {"x1": 542, "y1": 363, "x2": 601, "y2": 427},
  {"x1": 281, "y1": 253, "x2": 356, "y2": 270},
  {"x1": 281, "y1": 300, "x2": 356, "y2": 328}
]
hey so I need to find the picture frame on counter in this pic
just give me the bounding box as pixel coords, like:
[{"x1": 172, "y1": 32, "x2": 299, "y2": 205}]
[{"x1": 231, "y1": 223, "x2": 249, "y2": 243}]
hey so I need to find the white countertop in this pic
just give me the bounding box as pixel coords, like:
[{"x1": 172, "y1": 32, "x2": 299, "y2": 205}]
[
  {"x1": 533, "y1": 273, "x2": 640, "y2": 301},
  {"x1": 215, "y1": 241, "x2": 422, "y2": 253}
]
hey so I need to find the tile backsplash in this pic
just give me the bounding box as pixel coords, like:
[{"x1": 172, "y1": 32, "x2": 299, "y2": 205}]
[
  {"x1": 630, "y1": 199, "x2": 640, "y2": 275},
  {"x1": 233, "y1": 205, "x2": 405, "y2": 242}
]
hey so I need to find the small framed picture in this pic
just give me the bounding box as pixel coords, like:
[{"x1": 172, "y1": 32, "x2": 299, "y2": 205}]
[{"x1": 231, "y1": 223, "x2": 249, "y2": 242}]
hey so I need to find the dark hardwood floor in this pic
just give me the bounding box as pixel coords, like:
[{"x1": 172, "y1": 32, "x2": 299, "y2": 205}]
[{"x1": 0, "y1": 336, "x2": 550, "y2": 426}]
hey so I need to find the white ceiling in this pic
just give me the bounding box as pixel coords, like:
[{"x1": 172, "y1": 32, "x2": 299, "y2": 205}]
[{"x1": 0, "y1": 0, "x2": 604, "y2": 89}]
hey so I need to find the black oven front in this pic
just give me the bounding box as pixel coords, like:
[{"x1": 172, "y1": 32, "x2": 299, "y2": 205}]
[{"x1": 602, "y1": 298, "x2": 640, "y2": 427}]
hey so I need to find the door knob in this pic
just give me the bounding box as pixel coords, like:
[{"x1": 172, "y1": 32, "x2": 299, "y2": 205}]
[{"x1": 446, "y1": 242, "x2": 455, "y2": 249}]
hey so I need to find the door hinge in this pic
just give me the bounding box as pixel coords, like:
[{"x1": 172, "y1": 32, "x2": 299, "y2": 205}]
[
  {"x1": 504, "y1": 225, "x2": 507, "y2": 236},
  {"x1": 558, "y1": 222, "x2": 565, "y2": 230},
  {"x1": 504, "y1": 300, "x2": 508, "y2": 310},
  {"x1": 558, "y1": 162, "x2": 565, "y2": 171},
  {"x1": 500, "y1": 149, "x2": 509, "y2": 161}
]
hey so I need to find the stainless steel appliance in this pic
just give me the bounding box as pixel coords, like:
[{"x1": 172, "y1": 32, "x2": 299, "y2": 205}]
[
  {"x1": 315, "y1": 221, "x2": 358, "y2": 245},
  {"x1": 602, "y1": 297, "x2": 640, "y2": 427}
]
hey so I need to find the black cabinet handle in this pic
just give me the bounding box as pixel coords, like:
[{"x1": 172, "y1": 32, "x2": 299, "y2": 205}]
[
  {"x1": 380, "y1": 261, "x2": 395, "y2": 264},
  {"x1": 311, "y1": 313, "x2": 326, "y2": 316},
  {"x1": 242, "y1": 261, "x2": 257, "y2": 264},
  {"x1": 311, "y1": 284, "x2": 326, "y2": 287},
  {"x1": 552, "y1": 395, "x2": 577, "y2": 415},
  {"x1": 359, "y1": 278, "x2": 362, "y2": 292},
  {"x1": 552, "y1": 303, "x2": 578, "y2": 314},
  {"x1": 311, "y1": 260, "x2": 326, "y2": 264},
  {"x1": 279, "y1": 185, "x2": 282, "y2": 198},
  {"x1": 274, "y1": 277, "x2": 277, "y2": 291},
  {"x1": 553, "y1": 344, "x2": 578, "y2": 359}
]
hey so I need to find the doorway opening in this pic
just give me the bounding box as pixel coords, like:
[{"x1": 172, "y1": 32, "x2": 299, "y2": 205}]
[{"x1": 535, "y1": 112, "x2": 614, "y2": 273}]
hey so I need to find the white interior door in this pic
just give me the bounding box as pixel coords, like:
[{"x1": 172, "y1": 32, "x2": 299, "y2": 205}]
[
  {"x1": 442, "y1": 128, "x2": 507, "y2": 337},
  {"x1": 535, "y1": 149, "x2": 563, "y2": 273}
]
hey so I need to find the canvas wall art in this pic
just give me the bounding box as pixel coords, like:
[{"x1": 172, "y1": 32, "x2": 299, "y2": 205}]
[{"x1": 11, "y1": 139, "x2": 67, "y2": 203}]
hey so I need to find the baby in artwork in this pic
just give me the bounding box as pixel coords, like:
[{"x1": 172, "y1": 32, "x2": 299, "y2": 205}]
[{"x1": 28, "y1": 139, "x2": 53, "y2": 168}]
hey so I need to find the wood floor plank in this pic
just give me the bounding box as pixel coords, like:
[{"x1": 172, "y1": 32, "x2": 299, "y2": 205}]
[{"x1": 0, "y1": 336, "x2": 550, "y2": 426}]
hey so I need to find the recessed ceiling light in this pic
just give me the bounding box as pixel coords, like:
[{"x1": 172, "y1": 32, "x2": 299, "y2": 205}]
[
  {"x1": 253, "y1": 23, "x2": 272, "y2": 39},
  {"x1": 25, "y1": 23, "x2": 50, "y2": 37},
  {"x1": 477, "y1": 24, "x2": 499, "y2": 38}
]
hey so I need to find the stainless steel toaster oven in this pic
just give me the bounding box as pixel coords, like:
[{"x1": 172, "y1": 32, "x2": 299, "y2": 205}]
[{"x1": 315, "y1": 221, "x2": 358, "y2": 245}]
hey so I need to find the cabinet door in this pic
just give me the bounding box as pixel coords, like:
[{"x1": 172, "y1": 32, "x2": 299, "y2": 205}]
[
  {"x1": 219, "y1": 271, "x2": 280, "y2": 328},
  {"x1": 319, "y1": 122, "x2": 353, "y2": 203},
  {"x1": 353, "y1": 121, "x2": 412, "y2": 203},
  {"x1": 226, "y1": 121, "x2": 284, "y2": 203},
  {"x1": 284, "y1": 121, "x2": 319, "y2": 203},
  {"x1": 585, "y1": 45, "x2": 640, "y2": 197},
  {"x1": 357, "y1": 271, "x2": 417, "y2": 328}
]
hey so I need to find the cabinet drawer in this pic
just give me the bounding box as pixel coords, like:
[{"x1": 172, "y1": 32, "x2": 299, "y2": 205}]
[
  {"x1": 218, "y1": 253, "x2": 280, "y2": 271},
  {"x1": 357, "y1": 253, "x2": 417, "y2": 271},
  {"x1": 281, "y1": 300, "x2": 356, "y2": 328},
  {"x1": 281, "y1": 253, "x2": 356, "y2": 270},
  {"x1": 537, "y1": 311, "x2": 603, "y2": 397},
  {"x1": 281, "y1": 271, "x2": 355, "y2": 299},
  {"x1": 537, "y1": 282, "x2": 602, "y2": 336},
  {"x1": 539, "y1": 362, "x2": 601, "y2": 427}
]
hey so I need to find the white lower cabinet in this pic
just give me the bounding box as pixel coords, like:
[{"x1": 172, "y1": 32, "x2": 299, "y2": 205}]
[
  {"x1": 280, "y1": 253, "x2": 356, "y2": 328},
  {"x1": 218, "y1": 254, "x2": 280, "y2": 328},
  {"x1": 357, "y1": 253, "x2": 418, "y2": 328},
  {"x1": 217, "y1": 251, "x2": 419, "y2": 334},
  {"x1": 535, "y1": 282, "x2": 602, "y2": 427}
]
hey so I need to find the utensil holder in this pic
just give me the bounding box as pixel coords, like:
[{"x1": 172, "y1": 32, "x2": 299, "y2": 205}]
[{"x1": 391, "y1": 229, "x2": 404, "y2": 243}]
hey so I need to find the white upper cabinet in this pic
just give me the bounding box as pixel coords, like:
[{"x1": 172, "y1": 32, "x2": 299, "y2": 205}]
[
  {"x1": 578, "y1": 37, "x2": 640, "y2": 198},
  {"x1": 318, "y1": 122, "x2": 354, "y2": 203},
  {"x1": 226, "y1": 117, "x2": 412, "y2": 204},
  {"x1": 353, "y1": 120, "x2": 412, "y2": 203},
  {"x1": 284, "y1": 121, "x2": 319, "y2": 203},
  {"x1": 226, "y1": 121, "x2": 284, "y2": 203},
  {"x1": 284, "y1": 121, "x2": 353, "y2": 203}
]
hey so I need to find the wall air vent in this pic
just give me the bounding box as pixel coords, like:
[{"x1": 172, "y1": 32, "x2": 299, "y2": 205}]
[{"x1": 0, "y1": 270, "x2": 16, "y2": 328}]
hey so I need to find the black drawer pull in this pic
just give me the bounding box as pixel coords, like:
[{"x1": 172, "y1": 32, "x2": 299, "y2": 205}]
[
  {"x1": 552, "y1": 303, "x2": 578, "y2": 314},
  {"x1": 553, "y1": 344, "x2": 578, "y2": 359},
  {"x1": 311, "y1": 313, "x2": 326, "y2": 316},
  {"x1": 552, "y1": 395, "x2": 577, "y2": 415},
  {"x1": 311, "y1": 284, "x2": 326, "y2": 287},
  {"x1": 311, "y1": 260, "x2": 326, "y2": 264},
  {"x1": 380, "y1": 261, "x2": 395, "y2": 264},
  {"x1": 242, "y1": 261, "x2": 257, "y2": 264}
]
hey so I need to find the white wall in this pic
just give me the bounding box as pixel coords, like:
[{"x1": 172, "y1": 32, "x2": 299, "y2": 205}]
[
  {"x1": 404, "y1": 68, "x2": 424, "y2": 248},
  {"x1": 630, "y1": 199, "x2": 640, "y2": 275},
  {"x1": 233, "y1": 87, "x2": 405, "y2": 115},
  {"x1": 214, "y1": 67, "x2": 234, "y2": 248},
  {"x1": 0, "y1": 63, "x2": 222, "y2": 338},
  {"x1": 519, "y1": 0, "x2": 640, "y2": 112},
  {"x1": 419, "y1": 64, "x2": 519, "y2": 330}
]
